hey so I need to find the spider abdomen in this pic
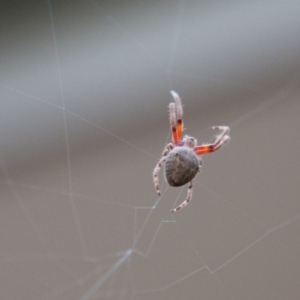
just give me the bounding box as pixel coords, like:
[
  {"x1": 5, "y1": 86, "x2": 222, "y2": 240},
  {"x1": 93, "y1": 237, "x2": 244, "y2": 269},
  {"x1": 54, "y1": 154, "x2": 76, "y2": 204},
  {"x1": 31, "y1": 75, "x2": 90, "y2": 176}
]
[{"x1": 165, "y1": 147, "x2": 199, "y2": 187}]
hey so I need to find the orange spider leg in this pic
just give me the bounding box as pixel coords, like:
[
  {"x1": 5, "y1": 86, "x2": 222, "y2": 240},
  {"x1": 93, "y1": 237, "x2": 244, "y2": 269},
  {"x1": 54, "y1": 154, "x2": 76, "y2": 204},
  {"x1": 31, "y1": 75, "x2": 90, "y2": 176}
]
[
  {"x1": 195, "y1": 126, "x2": 230, "y2": 155},
  {"x1": 170, "y1": 90, "x2": 183, "y2": 143},
  {"x1": 169, "y1": 102, "x2": 179, "y2": 144}
]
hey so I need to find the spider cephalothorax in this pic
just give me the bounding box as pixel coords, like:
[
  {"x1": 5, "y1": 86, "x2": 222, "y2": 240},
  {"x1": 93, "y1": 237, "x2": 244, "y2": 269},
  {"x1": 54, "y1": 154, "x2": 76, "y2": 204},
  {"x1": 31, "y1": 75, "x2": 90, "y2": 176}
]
[{"x1": 153, "y1": 91, "x2": 230, "y2": 212}]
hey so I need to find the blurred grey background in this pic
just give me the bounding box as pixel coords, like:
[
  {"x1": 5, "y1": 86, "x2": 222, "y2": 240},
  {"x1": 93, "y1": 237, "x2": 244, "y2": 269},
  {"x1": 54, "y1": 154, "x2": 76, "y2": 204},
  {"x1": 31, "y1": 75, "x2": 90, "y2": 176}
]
[{"x1": 0, "y1": 0, "x2": 300, "y2": 299}]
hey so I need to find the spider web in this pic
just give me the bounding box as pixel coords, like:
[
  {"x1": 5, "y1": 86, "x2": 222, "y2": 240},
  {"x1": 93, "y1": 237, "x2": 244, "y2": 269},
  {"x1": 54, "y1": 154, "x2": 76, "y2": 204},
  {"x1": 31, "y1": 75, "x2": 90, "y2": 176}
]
[{"x1": 1, "y1": 0, "x2": 300, "y2": 299}]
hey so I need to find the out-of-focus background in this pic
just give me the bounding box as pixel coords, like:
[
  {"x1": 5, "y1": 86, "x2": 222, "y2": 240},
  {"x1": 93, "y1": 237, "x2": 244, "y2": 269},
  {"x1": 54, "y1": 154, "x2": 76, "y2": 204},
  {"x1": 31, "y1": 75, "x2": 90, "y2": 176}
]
[{"x1": 1, "y1": 0, "x2": 300, "y2": 299}]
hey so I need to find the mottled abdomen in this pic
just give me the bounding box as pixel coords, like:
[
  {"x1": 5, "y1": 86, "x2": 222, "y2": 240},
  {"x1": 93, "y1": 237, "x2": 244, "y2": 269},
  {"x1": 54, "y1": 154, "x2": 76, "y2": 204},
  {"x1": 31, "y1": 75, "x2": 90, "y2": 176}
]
[{"x1": 164, "y1": 147, "x2": 199, "y2": 187}]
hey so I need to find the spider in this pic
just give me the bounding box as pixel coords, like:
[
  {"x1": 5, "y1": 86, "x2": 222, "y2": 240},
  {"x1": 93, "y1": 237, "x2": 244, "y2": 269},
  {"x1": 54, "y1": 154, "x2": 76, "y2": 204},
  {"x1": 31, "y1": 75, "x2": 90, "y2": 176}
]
[{"x1": 153, "y1": 91, "x2": 230, "y2": 212}]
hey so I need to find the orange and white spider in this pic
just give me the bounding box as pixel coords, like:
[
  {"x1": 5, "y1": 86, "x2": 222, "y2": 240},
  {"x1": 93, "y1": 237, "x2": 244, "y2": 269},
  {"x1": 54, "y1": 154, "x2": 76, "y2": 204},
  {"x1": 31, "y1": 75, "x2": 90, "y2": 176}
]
[{"x1": 153, "y1": 91, "x2": 230, "y2": 212}]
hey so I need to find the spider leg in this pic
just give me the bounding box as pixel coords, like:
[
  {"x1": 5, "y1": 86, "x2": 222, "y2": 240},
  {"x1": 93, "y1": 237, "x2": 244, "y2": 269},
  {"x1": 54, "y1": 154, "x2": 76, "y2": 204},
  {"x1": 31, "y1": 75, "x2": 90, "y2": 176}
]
[
  {"x1": 162, "y1": 143, "x2": 174, "y2": 156},
  {"x1": 198, "y1": 157, "x2": 203, "y2": 170},
  {"x1": 171, "y1": 159, "x2": 201, "y2": 213},
  {"x1": 171, "y1": 180, "x2": 193, "y2": 213},
  {"x1": 153, "y1": 156, "x2": 167, "y2": 196},
  {"x1": 194, "y1": 126, "x2": 230, "y2": 155},
  {"x1": 170, "y1": 90, "x2": 183, "y2": 142},
  {"x1": 169, "y1": 102, "x2": 179, "y2": 145}
]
